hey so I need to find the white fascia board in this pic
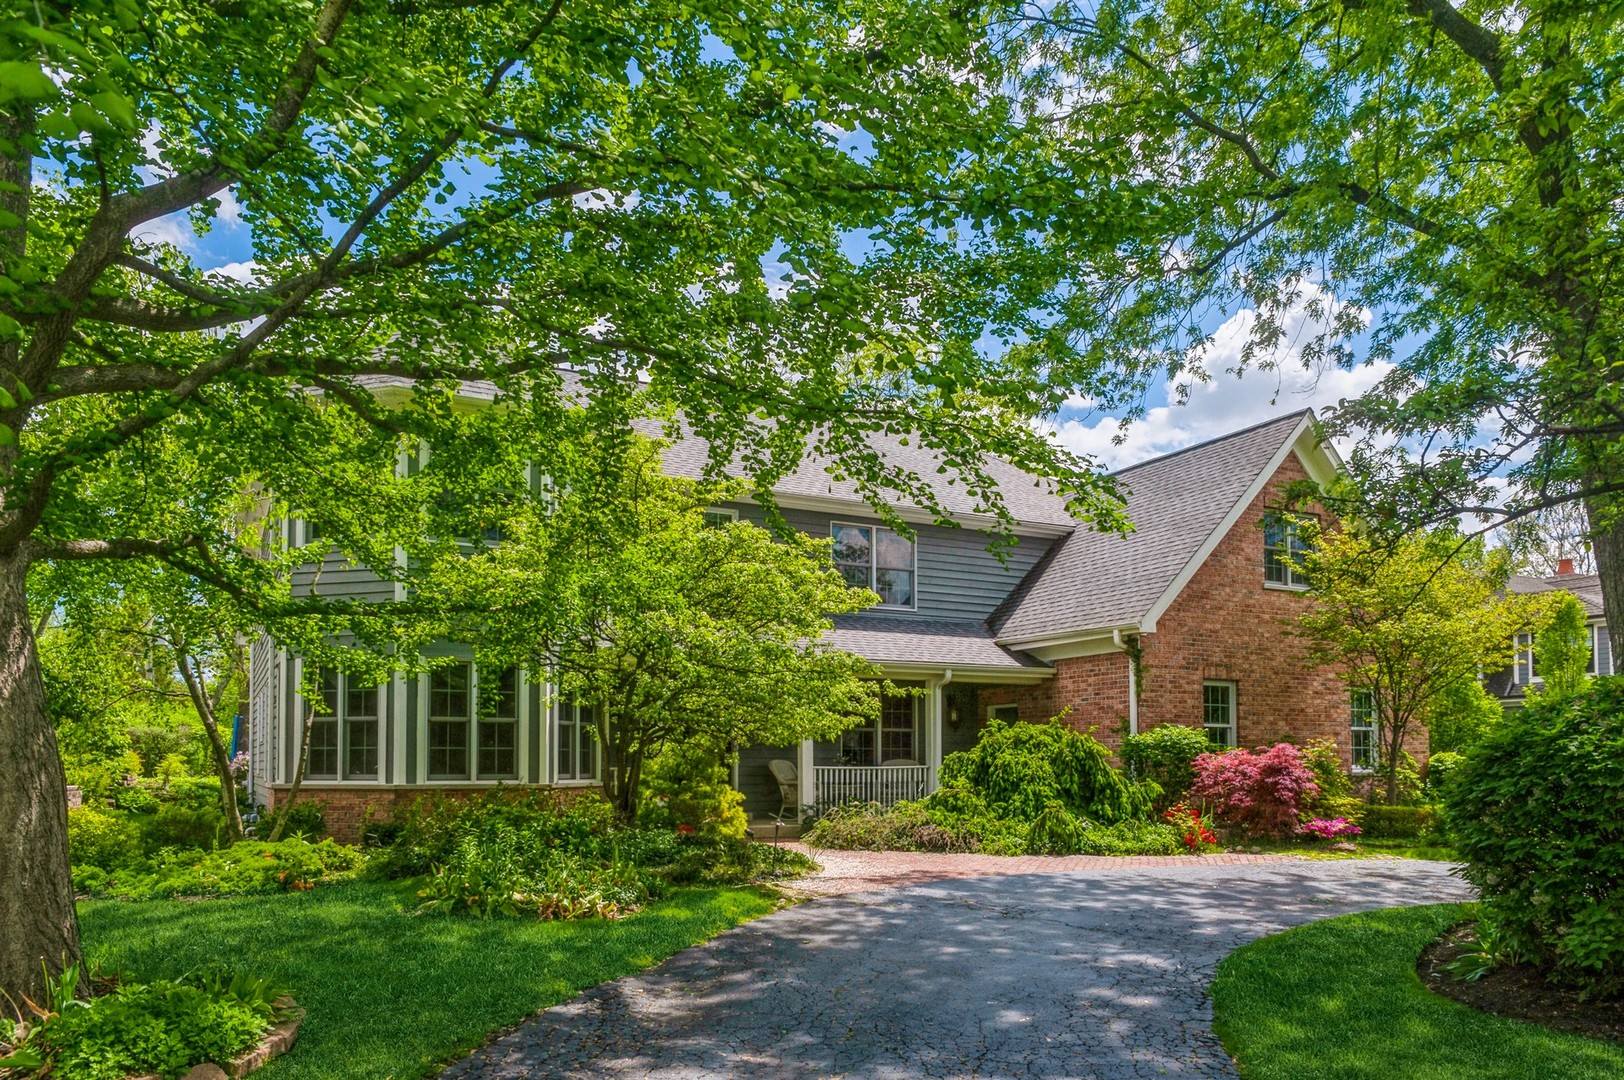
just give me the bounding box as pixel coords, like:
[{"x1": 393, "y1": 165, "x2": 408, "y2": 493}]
[
  {"x1": 872, "y1": 662, "x2": 1054, "y2": 684},
  {"x1": 994, "y1": 624, "x2": 1140, "y2": 655},
  {"x1": 1138, "y1": 412, "x2": 1326, "y2": 632}
]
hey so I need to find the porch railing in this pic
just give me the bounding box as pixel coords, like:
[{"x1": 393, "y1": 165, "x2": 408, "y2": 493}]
[{"x1": 813, "y1": 764, "x2": 933, "y2": 808}]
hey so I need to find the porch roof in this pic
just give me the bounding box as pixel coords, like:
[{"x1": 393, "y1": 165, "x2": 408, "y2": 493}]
[{"x1": 826, "y1": 614, "x2": 1050, "y2": 671}]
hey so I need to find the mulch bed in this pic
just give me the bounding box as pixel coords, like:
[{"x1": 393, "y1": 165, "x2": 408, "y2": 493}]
[{"x1": 1418, "y1": 922, "x2": 1624, "y2": 1044}]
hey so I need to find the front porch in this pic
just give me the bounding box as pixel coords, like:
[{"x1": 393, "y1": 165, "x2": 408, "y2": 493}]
[{"x1": 735, "y1": 676, "x2": 1040, "y2": 819}]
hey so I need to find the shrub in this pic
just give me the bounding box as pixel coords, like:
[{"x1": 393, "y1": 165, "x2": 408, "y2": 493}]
[
  {"x1": 1163, "y1": 803, "x2": 1219, "y2": 852},
  {"x1": 657, "y1": 837, "x2": 819, "y2": 885},
  {"x1": 125, "y1": 724, "x2": 202, "y2": 778},
  {"x1": 1424, "y1": 750, "x2": 1464, "y2": 795},
  {"x1": 937, "y1": 718, "x2": 1155, "y2": 824},
  {"x1": 1121, "y1": 725, "x2": 1211, "y2": 809},
  {"x1": 637, "y1": 742, "x2": 748, "y2": 843},
  {"x1": 1072, "y1": 819, "x2": 1184, "y2": 856},
  {"x1": 1313, "y1": 795, "x2": 1368, "y2": 826},
  {"x1": 79, "y1": 839, "x2": 364, "y2": 900},
  {"x1": 66, "y1": 807, "x2": 142, "y2": 871},
  {"x1": 803, "y1": 800, "x2": 978, "y2": 853},
  {"x1": 110, "y1": 784, "x2": 159, "y2": 815},
  {"x1": 413, "y1": 835, "x2": 650, "y2": 920},
  {"x1": 1358, "y1": 805, "x2": 1437, "y2": 839},
  {"x1": 1299, "y1": 817, "x2": 1362, "y2": 841},
  {"x1": 1298, "y1": 737, "x2": 1352, "y2": 813},
  {"x1": 374, "y1": 789, "x2": 617, "y2": 879},
  {"x1": 161, "y1": 775, "x2": 225, "y2": 813},
  {"x1": 1448, "y1": 679, "x2": 1624, "y2": 995},
  {"x1": 259, "y1": 799, "x2": 327, "y2": 840},
  {"x1": 1025, "y1": 802, "x2": 1086, "y2": 855},
  {"x1": 1189, "y1": 743, "x2": 1319, "y2": 838},
  {"x1": 141, "y1": 803, "x2": 228, "y2": 852}
]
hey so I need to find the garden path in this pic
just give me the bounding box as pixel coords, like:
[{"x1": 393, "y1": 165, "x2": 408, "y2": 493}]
[{"x1": 441, "y1": 858, "x2": 1472, "y2": 1079}]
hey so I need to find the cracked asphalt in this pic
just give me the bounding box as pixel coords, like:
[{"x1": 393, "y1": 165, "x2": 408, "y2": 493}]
[{"x1": 440, "y1": 859, "x2": 1472, "y2": 1079}]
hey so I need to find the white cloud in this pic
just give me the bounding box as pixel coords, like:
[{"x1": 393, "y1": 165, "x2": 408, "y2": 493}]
[
  {"x1": 572, "y1": 188, "x2": 641, "y2": 212},
  {"x1": 1049, "y1": 290, "x2": 1392, "y2": 470},
  {"x1": 127, "y1": 211, "x2": 197, "y2": 253},
  {"x1": 207, "y1": 260, "x2": 260, "y2": 284}
]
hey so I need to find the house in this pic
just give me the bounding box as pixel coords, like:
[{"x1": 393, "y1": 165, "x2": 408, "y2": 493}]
[
  {"x1": 1486, "y1": 564, "x2": 1615, "y2": 705},
  {"x1": 247, "y1": 395, "x2": 1407, "y2": 839}
]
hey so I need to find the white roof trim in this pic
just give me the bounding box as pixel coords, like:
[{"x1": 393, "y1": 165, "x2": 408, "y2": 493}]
[{"x1": 1138, "y1": 413, "x2": 1327, "y2": 633}]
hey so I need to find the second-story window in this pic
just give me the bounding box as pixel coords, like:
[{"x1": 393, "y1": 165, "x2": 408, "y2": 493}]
[
  {"x1": 702, "y1": 507, "x2": 738, "y2": 528},
  {"x1": 832, "y1": 522, "x2": 915, "y2": 608},
  {"x1": 1263, "y1": 512, "x2": 1313, "y2": 589}
]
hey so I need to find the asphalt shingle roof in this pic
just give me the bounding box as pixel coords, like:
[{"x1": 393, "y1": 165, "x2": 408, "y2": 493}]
[
  {"x1": 1508, "y1": 572, "x2": 1605, "y2": 616},
  {"x1": 826, "y1": 614, "x2": 1051, "y2": 670},
  {"x1": 990, "y1": 411, "x2": 1312, "y2": 641}
]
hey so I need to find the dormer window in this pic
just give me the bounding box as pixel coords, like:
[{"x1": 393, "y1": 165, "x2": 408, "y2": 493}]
[
  {"x1": 832, "y1": 522, "x2": 915, "y2": 608},
  {"x1": 1263, "y1": 512, "x2": 1313, "y2": 589}
]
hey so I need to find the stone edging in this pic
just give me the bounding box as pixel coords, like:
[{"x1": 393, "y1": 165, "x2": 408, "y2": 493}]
[{"x1": 127, "y1": 997, "x2": 304, "y2": 1080}]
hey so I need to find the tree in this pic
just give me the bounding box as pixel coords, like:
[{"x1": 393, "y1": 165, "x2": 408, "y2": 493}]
[
  {"x1": 1004, "y1": 2, "x2": 1624, "y2": 654},
  {"x1": 424, "y1": 440, "x2": 884, "y2": 820},
  {"x1": 1501, "y1": 500, "x2": 1596, "y2": 577},
  {"x1": 0, "y1": 1, "x2": 1131, "y2": 998},
  {"x1": 1525, "y1": 591, "x2": 1592, "y2": 703},
  {"x1": 1296, "y1": 526, "x2": 1550, "y2": 803}
]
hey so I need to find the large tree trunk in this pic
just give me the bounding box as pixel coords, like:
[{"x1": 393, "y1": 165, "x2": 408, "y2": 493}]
[
  {"x1": 0, "y1": 549, "x2": 81, "y2": 1003},
  {"x1": 1586, "y1": 493, "x2": 1624, "y2": 665}
]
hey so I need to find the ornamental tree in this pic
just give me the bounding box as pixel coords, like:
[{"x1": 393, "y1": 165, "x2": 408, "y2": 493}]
[
  {"x1": 420, "y1": 437, "x2": 886, "y2": 821},
  {"x1": 1003, "y1": 2, "x2": 1624, "y2": 657},
  {"x1": 1296, "y1": 527, "x2": 1551, "y2": 802},
  {"x1": 1525, "y1": 591, "x2": 1592, "y2": 703},
  {"x1": 0, "y1": 1, "x2": 1131, "y2": 999},
  {"x1": 1189, "y1": 743, "x2": 1318, "y2": 838}
]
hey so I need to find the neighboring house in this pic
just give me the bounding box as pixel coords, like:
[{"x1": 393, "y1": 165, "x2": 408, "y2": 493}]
[
  {"x1": 1486, "y1": 564, "x2": 1614, "y2": 706},
  {"x1": 248, "y1": 391, "x2": 1404, "y2": 838}
]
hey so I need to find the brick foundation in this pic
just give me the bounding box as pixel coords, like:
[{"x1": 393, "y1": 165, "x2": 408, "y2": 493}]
[{"x1": 261, "y1": 783, "x2": 601, "y2": 844}]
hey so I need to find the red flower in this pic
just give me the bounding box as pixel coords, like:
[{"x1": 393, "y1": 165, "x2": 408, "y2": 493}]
[{"x1": 676, "y1": 823, "x2": 696, "y2": 835}]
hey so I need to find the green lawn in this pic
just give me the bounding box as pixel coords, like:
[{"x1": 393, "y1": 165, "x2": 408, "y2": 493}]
[
  {"x1": 1236, "y1": 837, "x2": 1458, "y2": 861},
  {"x1": 1212, "y1": 903, "x2": 1624, "y2": 1079},
  {"x1": 78, "y1": 882, "x2": 777, "y2": 1080}
]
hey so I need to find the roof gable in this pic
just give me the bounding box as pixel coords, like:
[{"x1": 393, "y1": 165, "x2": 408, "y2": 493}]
[{"x1": 991, "y1": 411, "x2": 1325, "y2": 644}]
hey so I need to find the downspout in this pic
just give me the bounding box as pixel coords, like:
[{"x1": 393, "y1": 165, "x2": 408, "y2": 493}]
[
  {"x1": 1113, "y1": 629, "x2": 1138, "y2": 736},
  {"x1": 931, "y1": 669, "x2": 953, "y2": 790}
]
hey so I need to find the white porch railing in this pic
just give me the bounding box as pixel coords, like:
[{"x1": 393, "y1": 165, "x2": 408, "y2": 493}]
[{"x1": 813, "y1": 764, "x2": 933, "y2": 808}]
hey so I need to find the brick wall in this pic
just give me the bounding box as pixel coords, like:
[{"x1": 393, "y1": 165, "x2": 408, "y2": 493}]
[
  {"x1": 263, "y1": 783, "x2": 599, "y2": 843},
  {"x1": 980, "y1": 452, "x2": 1428, "y2": 773}
]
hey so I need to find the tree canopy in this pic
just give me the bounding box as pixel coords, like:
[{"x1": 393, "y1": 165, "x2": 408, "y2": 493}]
[{"x1": 1005, "y1": 0, "x2": 1624, "y2": 640}]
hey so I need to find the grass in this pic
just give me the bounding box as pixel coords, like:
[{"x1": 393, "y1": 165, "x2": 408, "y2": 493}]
[
  {"x1": 1211, "y1": 903, "x2": 1624, "y2": 1079},
  {"x1": 78, "y1": 881, "x2": 777, "y2": 1080},
  {"x1": 1234, "y1": 836, "x2": 1458, "y2": 861}
]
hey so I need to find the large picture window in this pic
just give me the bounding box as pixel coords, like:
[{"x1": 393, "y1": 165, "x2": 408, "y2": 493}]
[
  {"x1": 556, "y1": 699, "x2": 599, "y2": 782},
  {"x1": 1202, "y1": 681, "x2": 1237, "y2": 748},
  {"x1": 307, "y1": 669, "x2": 380, "y2": 781},
  {"x1": 1350, "y1": 689, "x2": 1378, "y2": 772},
  {"x1": 428, "y1": 663, "x2": 520, "y2": 781},
  {"x1": 831, "y1": 522, "x2": 915, "y2": 608},
  {"x1": 1263, "y1": 513, "x2": 1313, "y2": 589}
]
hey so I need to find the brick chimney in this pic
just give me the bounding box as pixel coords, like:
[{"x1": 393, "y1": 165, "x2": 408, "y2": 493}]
[{"x1": 1557, "y1": 557, "x2": 1576, "y2": 576}]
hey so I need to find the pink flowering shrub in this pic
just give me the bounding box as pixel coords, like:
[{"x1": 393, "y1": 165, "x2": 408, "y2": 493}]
[
  {"x1": 1299, "y1": 817, "x2": 1362, "y2": 841},
  {"x1": 1189, "y1": 743, "x2": 1319, "y2": 838}
]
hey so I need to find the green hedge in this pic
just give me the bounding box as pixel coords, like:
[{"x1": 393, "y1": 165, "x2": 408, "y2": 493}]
[{"x1": 1357, "y1": 805, "x2": 1436, "y2": 839}]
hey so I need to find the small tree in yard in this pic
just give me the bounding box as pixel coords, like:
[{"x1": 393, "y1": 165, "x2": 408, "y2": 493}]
[
  {"x1": 425, "y1": 440, "x2": 884, "y2": 820},
  {"x1": 1525, "y1": 592, "x2": 1592, "y2": 703},
  {"x1": 1297, "y1": 527, "x2": 1551, "y2": 804}
]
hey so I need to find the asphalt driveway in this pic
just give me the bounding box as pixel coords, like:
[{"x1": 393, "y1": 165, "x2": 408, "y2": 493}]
[{"x1": 441, "y1": 860, "x2": 1472, "y2": 1079}]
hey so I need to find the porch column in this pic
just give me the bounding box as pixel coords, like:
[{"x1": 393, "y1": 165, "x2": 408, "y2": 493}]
[
  {"x1": 797, "y1": 738, "x2": 815, "y2": 812},
  {"x1": 927, "y1": 679, "x2": 945, "y2": 787}
]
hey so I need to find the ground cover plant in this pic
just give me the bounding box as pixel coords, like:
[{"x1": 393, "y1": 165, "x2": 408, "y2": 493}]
[
  {"x1": 1212, "y1": 904, "x2": 1624, "y2": 1079},
  {"x1": 0, "y1": 963, "x2": 287, "y2": 1080},
  {"x1": 77, "y1": 883, "x2": 775, "y2": 1080},
  {"x1": 1448, "y1": 680, "x2": 1624, "y2": 996}
]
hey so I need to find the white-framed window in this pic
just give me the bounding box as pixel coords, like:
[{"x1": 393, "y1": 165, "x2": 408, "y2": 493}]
[
  {"x1": 831, "y1": 521, "x2": 916, "y2": 608},
  {"x1": 1513, "y1": 632, "x2": 1537, "y2": 685},
  {"x1": 1589, "y1": 623, "x2": 1613, "y2": 676},
  {"x1": 987, "y1": 703, "x2": 1020, "y2": 723},
  {"x1": 841, "y1": 692, "x2": 918, "y2": 764},
  {"x1": 1202, "y1": 681, "x2": 1237, "y2": 748},
  {"x1": 307, "y1": 669, "x2": 381, "y2": 781},
  {"x1": 556, "y1": 699, "x2": 599, "y2": 782},
  {"x1": 1263, "y1": 512, "x2": 1313, "y2": 589},
  {"x1": 1350, "y1": 689, "x2": 1378, "y2": 773},
  {"x1": 427, "y1": 663, "x2": 520, "y2": 780},
  {"x1": 701, "y1": 507, "x2": 738, "y2": 528}
]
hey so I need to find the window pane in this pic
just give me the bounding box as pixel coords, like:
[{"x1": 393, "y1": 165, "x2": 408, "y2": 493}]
[
  {"x1": 1350, "y1": 690, "x2": 1378, "y2": 770},
  {"x1": 478, "y1": 721, "x2": 516, "y2": 779},
  {"x1": 1203, "y1": 683, "x2": 1235, "y2": 748},
  {"x1": 839, "y1": 724, "x2": 876, "y2": 766},
  {"x1": 346, "y1": 682, "x2": 377, "y2": 719},
  {"x1": 485, "y1": 668, "x2": 518, "y2": 720},
  {"x1": 430, "y1": 664, "x2": 471, "y2": 719},
  {"x1": 875, "y1": 568, "x2": 914, "y2": 607},
  {"x1": 346, "y1": 718, "x2": 379, "y2": 779},
  {"x1": 880, "y1": 694, "x2": 915, "y2": 760},
  {"x1": 307, "y1": 717, "x2": 339, "y2": 778},
  {"x1": 557, "y1": 701, "x2": 598, "y2": 781},
  {"x1": 318, "y1": 668, "x2": 339, "y2": 717},
  {"x1": 702, "y1": 509, "x2": 736, "y2": 529},
  {"x1": 875, "y1": 529, "x2": 913, "y2": 570},
  {"x1": 832, "y1": 524, "x2": 872, "y2": 589},
  {"x1": 428, "y1": 720, "x2": 469, "y2": 779}
]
